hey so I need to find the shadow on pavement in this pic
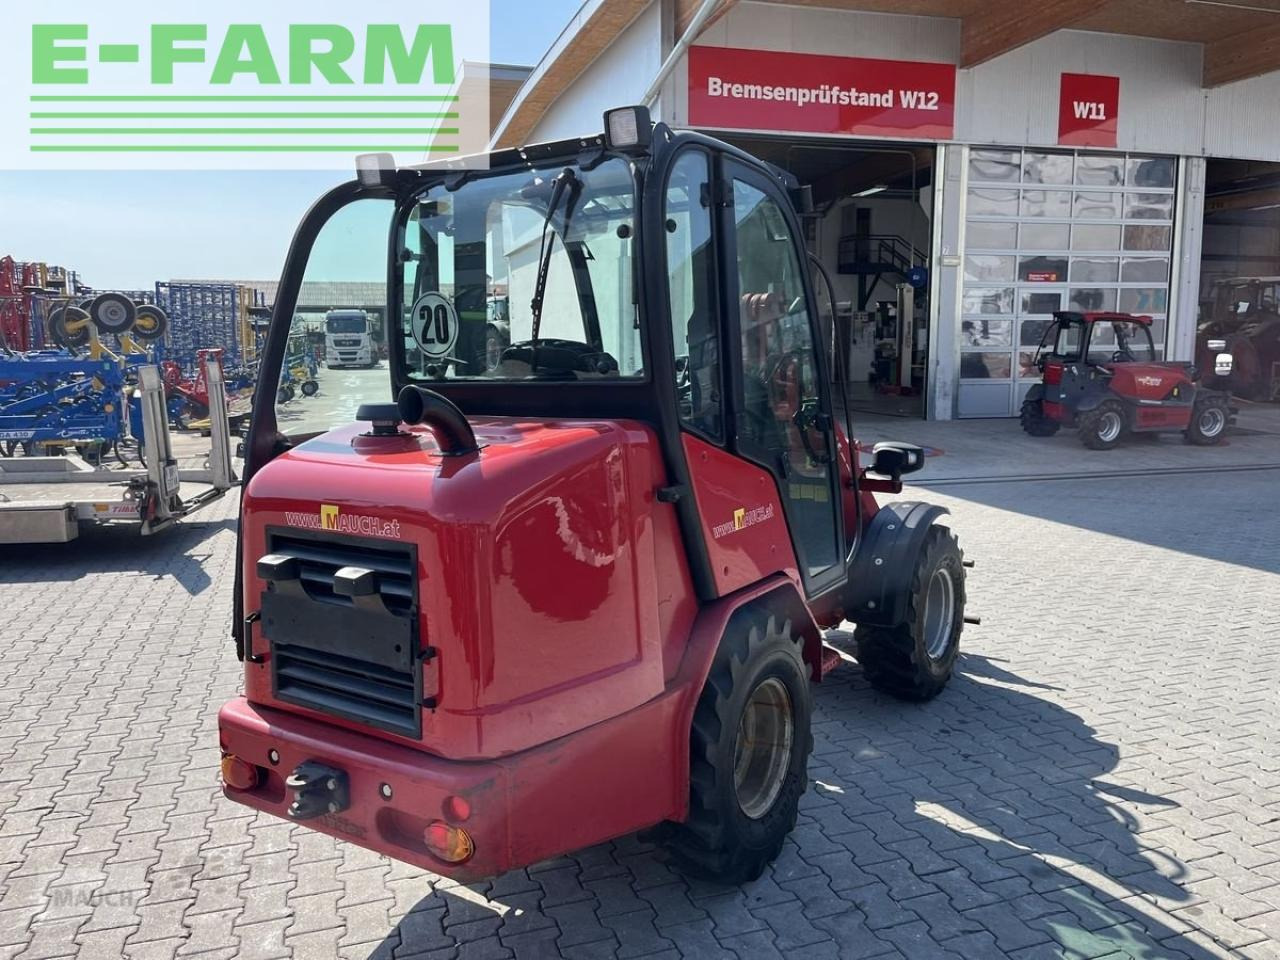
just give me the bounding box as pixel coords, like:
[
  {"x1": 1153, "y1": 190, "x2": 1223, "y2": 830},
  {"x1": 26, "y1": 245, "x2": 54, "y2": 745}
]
[
  {"x1": 367, "y1": 650, "x2": 1218, "y2": 959},
  {"x1": 1, "y1": 514, "x2": 236, "y2": 595},
  {"x1": 916, "y1": 468, "x2": 1280, "y2": 576}
]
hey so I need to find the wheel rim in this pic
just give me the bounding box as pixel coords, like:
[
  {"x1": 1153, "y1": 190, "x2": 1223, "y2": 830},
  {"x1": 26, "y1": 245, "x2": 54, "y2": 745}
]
[
  {"x1": 1098, "y1": 411, "x2": 1122, "y2": 443},
  {"x1": 923, "y1": 567, "x2": 956, "y2": 660},
  {"x1": 733, "y1": 677, "x2": 794, "y2": 820},
  {"x1": 1198, "y1": 406, "x2": 1226, "y2": 437},
  {"x1": 486, "y1": 335, "x2": 502, "y2": 370},
  {"x1": 99, "y1": 301, "x2": 128, "y2": 327}
]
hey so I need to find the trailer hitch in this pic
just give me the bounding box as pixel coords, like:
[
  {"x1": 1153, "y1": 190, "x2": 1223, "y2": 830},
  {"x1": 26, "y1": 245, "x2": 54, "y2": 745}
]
[{"x1": 285, "y1": 761, "x2": 350, "y2": 821}]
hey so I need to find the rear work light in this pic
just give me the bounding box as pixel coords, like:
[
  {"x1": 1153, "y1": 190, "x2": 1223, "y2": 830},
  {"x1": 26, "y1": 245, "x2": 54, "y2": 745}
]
[
  {"x1": 424, "y1": 820, "x2": 475, "y2": 864},
  {"x1": 220, "y1": 754, "x2": 260, "y2": 791},
  {"x1": 603, "y1": 106, "x2": 652, "y2": 153}
]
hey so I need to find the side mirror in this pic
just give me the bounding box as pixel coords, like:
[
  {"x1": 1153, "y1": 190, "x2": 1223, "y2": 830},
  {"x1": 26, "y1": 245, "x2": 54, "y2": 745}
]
[{"x1": 869, "y1": 441, "x2": 925, "y2": 481}]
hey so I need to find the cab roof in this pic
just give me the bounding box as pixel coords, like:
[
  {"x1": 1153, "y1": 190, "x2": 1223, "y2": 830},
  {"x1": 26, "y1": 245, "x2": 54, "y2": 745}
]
[{"x1": 1053, "y1": 310, "x2": 1154, "y2": 325}]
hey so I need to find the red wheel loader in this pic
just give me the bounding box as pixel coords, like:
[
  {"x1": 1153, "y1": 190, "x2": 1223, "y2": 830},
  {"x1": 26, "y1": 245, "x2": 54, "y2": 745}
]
[{"x1": 218, "y1": 107, "x2": 969, "y2": 884}]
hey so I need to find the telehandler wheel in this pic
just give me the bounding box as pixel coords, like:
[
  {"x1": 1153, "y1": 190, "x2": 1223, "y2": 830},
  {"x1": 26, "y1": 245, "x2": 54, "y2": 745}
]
[
  {"x1": 1186, "y1": 395, "x2": 1230, "y2": 446},
  {"x1": 1019, "y1": 398, "x2": 1060, "y2": 437},
  {"x1": 855, "y1": 525, "x2": 964, "y2": 702},
  {"x1": 1077, "y1": 399, "x2": 1127, "y2": 450},
  {"x1": 301, "y1": 379, "x2": 319, "y2": 397},
  {"x1": 662, "y1": 614, "x2": 812, "y2": 884}
]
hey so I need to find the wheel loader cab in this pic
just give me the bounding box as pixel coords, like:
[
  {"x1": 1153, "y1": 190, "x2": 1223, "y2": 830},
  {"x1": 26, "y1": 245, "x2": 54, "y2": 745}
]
[{"x1": 220, "y1": 106, "x2": 963, "y2": 885}]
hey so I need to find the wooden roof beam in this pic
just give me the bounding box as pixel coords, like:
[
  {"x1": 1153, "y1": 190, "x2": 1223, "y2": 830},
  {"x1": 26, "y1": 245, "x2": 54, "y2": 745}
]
[
  {"x1": 961, "y1": 0, "x2": 1113, "y2": 67},
  {"x1": 1204, "y1": 21, "x2": 1280, "y2": 87}
]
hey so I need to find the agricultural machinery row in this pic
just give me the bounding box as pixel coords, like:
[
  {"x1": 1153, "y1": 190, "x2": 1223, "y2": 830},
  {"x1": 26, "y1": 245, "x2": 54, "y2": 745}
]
[{"x1": 0, "y1": 266, "x2": 330, "y2": 461}]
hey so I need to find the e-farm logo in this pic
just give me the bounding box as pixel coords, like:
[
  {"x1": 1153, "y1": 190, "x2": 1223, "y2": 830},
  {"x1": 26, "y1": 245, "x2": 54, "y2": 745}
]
[{"x1": 1, "y1": 3, "x2": 491, "y2": 170}]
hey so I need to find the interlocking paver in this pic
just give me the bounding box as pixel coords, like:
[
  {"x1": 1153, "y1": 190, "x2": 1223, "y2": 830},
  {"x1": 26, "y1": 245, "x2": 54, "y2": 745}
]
[{"x1": 3, "y1": 466, "x2": 1280, "y2": 959}]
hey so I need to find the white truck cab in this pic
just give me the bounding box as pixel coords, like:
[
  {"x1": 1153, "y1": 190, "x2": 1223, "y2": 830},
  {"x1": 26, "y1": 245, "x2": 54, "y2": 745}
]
[{"x1": 324, "y1": 310, "x2": 374, "y2": 368}]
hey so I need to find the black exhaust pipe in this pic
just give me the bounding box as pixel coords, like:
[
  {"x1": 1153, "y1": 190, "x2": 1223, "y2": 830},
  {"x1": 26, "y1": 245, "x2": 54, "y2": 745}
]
[{"x1": 396, "y1": 386, "x2": 480, "y2": 456}]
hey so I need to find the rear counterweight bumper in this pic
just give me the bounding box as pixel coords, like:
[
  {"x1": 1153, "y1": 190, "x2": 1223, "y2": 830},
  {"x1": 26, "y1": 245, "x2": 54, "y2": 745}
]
[{"x1": 218, "y1": 692, "x2": 687, "y2": 881}]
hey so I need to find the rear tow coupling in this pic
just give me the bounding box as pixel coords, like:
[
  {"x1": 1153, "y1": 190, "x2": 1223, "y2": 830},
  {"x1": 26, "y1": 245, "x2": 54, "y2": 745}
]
[{"x1": 285, "y1": 761, "x2": 350, "y2": 820}]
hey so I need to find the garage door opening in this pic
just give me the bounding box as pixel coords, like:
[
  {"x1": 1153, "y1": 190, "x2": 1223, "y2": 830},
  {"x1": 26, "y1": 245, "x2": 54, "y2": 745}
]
[
  {"x1": 717, "y1": 136, "x2": 935, "y2": 419},
  {"x1": 1201, "y1": 159, "x2": 1280, "y2": 403}
]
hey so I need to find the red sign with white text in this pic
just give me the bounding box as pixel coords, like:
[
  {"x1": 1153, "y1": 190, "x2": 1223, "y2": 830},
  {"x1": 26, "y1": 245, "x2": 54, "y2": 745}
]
[
  {"x1": 1058, "y1": 73, "x2": 1119, "y2": 147},
  {"x1": 688, "y1": 45, "x2": 956, "y2": 139}
]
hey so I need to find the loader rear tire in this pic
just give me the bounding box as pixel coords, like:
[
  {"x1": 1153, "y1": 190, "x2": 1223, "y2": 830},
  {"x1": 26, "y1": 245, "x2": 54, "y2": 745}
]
[
  {"x1": 662, "y1": 613, "x2": 812, "y2": 885},
  {"x1": 1019, "y1": 398, "x2": 1060, "y2": 437},
  {"x1": 855, "y1": 525, "x2": 964, "y2": 702}
]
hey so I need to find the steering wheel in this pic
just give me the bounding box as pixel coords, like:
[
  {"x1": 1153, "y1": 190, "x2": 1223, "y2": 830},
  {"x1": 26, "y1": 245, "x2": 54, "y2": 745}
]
[
  {"x1": 422, "y1": 356, "x2": 471, "y2": 379},
  {"x1": 1112, "y1": 350, "x2": 1134, "y2": 363},
  {"x1": 500, "y1": 339, "x2": 619, "y2": 376}
]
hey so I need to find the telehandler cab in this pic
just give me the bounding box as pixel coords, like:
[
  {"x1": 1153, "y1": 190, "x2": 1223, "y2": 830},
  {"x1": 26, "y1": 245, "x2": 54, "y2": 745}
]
[{"x1": 218, "y1": 107, "x2": 968, "y2": 883}]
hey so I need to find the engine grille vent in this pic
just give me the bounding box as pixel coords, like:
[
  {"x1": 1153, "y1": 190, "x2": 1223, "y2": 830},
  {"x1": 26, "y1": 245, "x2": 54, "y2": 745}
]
[
  {"x1": 264, "y1": 530, "x2": 419, "y2": 736},
  {"x1": 269, "y1": 532, "x2": 414, "y2": 615}
]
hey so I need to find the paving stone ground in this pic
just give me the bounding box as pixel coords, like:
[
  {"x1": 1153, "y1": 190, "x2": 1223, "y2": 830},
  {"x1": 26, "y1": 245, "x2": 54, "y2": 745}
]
[{"x1": 2, "y1": 466, "x2": 1279, "y2": 959}]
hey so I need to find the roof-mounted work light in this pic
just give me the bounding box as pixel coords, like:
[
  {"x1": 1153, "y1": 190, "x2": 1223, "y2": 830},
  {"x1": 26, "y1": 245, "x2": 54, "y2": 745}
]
[
  {"x1": 355, "y1": 152, "x2": 396, "y2": 188},
  {"x1": 603, "y1": 106, "x2": 652, "y2": 153}
]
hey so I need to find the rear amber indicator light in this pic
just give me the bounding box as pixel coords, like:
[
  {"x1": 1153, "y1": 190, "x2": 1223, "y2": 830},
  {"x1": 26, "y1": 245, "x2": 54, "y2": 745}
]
[
  {"x1": 220, "y1": 754, "x2": 260, "y2": 791},
  {"x1": 424, "y1": 820, "x2": 475, "y2": 863}
]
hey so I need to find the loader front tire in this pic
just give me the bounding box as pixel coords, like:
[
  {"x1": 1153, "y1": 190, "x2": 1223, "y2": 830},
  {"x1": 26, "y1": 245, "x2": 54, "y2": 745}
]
[
  {"x1": 663, "y1": 613, "x2": 812, "y2": 885},
  {"x1": 855, "y1": 525, "x2": 964, "y2": 702},
  {"x1": 1078, "y1": 400, "x2": 1127, "y2": 450}
]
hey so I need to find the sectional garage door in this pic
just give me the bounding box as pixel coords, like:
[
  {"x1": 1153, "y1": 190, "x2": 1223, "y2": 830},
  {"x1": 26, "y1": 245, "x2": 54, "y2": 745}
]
[{"x1": 958, "y1": 148, "x2": 1177, "y2": 418}]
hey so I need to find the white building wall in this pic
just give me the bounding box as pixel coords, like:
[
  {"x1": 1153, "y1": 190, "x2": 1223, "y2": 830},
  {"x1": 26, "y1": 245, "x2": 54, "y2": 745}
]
[
  {"x1": 526, "y1": 3, "x2": 664, "y2": 143},
  {"x1": 670, "y1": 1, "x2": 1280, "y2": 163}
]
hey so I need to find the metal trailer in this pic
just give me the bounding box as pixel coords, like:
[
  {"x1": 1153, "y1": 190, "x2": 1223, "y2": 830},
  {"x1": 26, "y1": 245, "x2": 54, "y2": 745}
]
[{"x1": 0, "y1": 356, "x2": 236, "y2": 543}]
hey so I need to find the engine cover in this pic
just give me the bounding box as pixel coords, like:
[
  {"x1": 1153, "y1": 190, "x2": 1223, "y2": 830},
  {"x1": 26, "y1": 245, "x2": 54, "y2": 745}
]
[{"x1": 241, "y1": 416, "x2": 670, "y2": 760}]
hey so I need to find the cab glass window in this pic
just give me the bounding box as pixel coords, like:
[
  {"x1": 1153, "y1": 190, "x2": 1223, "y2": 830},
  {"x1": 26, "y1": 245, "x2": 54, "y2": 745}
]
[
  {"x1": 1054, "y1": 321, "x2": 1083, "y2": 357},
  {"x1": 1087, "y1": 320, "x2": 1156, "y2": 363},
  {"x1": 273, "y1": 198, "x2": 394, "y2": 437},
  {"x1": 664, "y1": 151, "x2": 721, "y2": 438},
  {"x1": 401, "y1": 157, "x2": 641, "y2": 382}
]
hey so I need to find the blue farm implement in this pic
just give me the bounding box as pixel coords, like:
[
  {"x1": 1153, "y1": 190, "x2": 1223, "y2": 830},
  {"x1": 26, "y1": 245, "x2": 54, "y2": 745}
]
[
  {"x1": 0, "y1": 353, "x2": 127, "y2": 460},
  {"x1": 0, "y1": 359, "x2": 236, "y2": 543}
]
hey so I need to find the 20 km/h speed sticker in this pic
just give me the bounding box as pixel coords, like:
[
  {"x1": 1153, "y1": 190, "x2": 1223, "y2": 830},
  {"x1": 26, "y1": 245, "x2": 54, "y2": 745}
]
[{"x1": 409, "y1": 292, "x2": 459, "y2": 359}]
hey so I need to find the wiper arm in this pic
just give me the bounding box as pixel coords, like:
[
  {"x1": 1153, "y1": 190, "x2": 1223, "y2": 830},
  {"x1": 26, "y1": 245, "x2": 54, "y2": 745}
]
[{"x1": 529, "y1": 168, "x2": 580, "y2": 352}]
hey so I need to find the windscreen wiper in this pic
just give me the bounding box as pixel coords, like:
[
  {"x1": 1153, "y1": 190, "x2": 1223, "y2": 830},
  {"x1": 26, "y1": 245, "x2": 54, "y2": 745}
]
[{"x1": 529, "y1": 168, "x2": 581, "y2": 366}]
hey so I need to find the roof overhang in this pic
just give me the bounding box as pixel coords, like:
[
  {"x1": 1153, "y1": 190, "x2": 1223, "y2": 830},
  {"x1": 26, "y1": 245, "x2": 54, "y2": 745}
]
[{"x1": 494, "y1": 0, "x2": 1280, "y2": 149}]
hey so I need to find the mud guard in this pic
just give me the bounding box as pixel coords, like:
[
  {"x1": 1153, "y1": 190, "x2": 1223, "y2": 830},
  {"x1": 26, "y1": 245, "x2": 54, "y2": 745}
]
[
  {"x1": 845, "y1": 501, "x2": 950, "y2": 628},
  {"x1": 1072, "y1": 380, "x2": 1121, "y2": 414}
]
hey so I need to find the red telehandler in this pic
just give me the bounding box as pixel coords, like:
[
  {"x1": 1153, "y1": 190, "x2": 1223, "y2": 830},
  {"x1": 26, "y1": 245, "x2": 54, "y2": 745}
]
[{"x1": 219, "y1": 107, "x2": 970, "y2": 884}]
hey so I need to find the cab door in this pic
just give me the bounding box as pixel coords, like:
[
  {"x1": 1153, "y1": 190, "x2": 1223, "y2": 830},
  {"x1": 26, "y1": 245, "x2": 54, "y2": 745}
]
[{"x1": 717, "y1": 159, "x2": 844, "y2": 596}]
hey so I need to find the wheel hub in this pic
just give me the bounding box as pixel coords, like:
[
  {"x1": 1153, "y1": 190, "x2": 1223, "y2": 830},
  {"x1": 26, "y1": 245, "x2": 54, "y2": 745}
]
[
  {"x1": 1198, "y1": 406, "x2": 1226, "y2": 437},
  {"x1": 101, "y1": 302, "x2": 128, "y2": 325},
  {"x1": 733, "y1": 677, "x2": 794, "y2": 820},
  {"x1": 1098, "y1": 411, "x2": 1122, "y2": 443},
  {"x1": 923, "y1": 567, "x2": 956, "y2": 660}
]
